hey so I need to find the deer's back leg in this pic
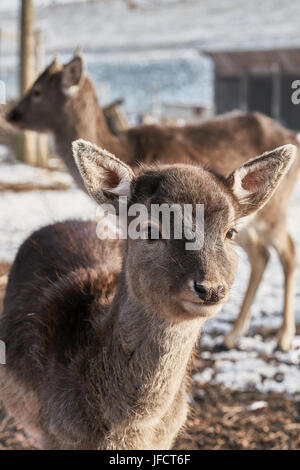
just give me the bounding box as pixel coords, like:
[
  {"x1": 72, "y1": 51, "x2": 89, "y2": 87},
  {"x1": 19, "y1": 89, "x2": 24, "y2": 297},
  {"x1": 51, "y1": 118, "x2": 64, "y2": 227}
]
[
  {"x1": 271, "y1": 230, "x2": 296, "y2": 351},
  {"x1": 224, "y1": 228, "x2": 270, "y2": 349}
]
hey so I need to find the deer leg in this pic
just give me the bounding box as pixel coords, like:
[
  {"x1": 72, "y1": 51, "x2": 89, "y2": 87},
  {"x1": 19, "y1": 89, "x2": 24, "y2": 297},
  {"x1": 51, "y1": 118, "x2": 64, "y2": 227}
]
[
  {"x1": 224, "y1": 233, "x2": 270, "y2": 349},
  {"x1": 272, "y1": 231, "x2": 296, "y2": 352}
]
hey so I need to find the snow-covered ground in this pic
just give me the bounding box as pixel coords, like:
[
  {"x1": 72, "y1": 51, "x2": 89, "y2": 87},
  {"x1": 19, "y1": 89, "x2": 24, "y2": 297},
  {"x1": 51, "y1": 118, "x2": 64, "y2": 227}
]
[
  {"x1": 0, "y1": 159, "x2": 300, "y2": 397},
  {"x1": 0, "y1": 188, "x2": 96, "y2": 262},
  {"x1": 199, "y1": 179, "x2": 300, "y2": 397},
  {"x1": 0, "y1": 161, "x2": 73, "y2": 188}
]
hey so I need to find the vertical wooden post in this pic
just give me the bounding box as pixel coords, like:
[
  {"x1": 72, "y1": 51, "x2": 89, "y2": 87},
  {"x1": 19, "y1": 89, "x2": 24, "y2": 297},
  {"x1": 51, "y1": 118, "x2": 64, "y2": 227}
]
[
  {"x1": 20, "y1": 0, "x2": 37, "y2": 165},
  {"x1": 35, "y1": 29, "x2": 49, "y2": 167},
  {"x1": 20, "y1": 0, "x2": 35, "y2": 95}
]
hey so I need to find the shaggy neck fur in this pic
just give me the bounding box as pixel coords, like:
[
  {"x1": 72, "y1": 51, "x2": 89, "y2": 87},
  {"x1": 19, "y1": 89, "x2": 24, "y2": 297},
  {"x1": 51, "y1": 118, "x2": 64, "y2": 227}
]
[
  {"x1": 52, "y1": 77, "x2": 132, "y2": 189},
  {"x1": 89, "y1": 265, "x2": 203, "y2": 449}
]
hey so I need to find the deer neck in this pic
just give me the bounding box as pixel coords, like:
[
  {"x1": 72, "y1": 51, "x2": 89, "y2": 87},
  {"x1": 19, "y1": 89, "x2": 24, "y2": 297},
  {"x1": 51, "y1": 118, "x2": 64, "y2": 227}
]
[
  {"x1": 51, "y1": 78, "x2": 133, "y2": 188},
  {"x1": 97, "y1": 267, "x2": 203, "y2": 427}
]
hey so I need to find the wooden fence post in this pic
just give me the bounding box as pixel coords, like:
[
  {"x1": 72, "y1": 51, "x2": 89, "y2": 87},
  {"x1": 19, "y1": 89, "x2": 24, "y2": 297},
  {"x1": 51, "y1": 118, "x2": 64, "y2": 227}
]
[
  {"x1": 20, "y1": 0, "x2": 38, "y2": 165},
  {"x1": 34, "y1": 29, "x2": 49, "y2": 168}
]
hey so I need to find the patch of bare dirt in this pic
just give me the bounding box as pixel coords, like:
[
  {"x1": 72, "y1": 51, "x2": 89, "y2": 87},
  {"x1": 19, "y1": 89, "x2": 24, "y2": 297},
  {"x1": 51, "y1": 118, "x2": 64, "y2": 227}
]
[{"x1": 175, "y1": 385, "x2": 300, "y2": 450}]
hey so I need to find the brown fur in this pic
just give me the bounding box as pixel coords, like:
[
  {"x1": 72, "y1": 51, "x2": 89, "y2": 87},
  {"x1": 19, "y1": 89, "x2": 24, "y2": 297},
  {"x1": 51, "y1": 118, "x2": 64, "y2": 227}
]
[
  {"x1": 5, "y1": 54, "x2": 300, "y2": 350},
  {"x1": 0, "y1": 142, "x2": 295, "y2": 449}
]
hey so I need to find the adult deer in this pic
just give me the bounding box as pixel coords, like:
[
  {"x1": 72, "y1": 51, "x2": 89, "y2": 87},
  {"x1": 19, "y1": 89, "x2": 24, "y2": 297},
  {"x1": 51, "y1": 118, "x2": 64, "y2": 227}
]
[
  {"x1": 0, "y1": 140, "x2": 295, "y2": 449},
  {"x1": 6, "y1": 53, "x2": 300, "y2": 350}
]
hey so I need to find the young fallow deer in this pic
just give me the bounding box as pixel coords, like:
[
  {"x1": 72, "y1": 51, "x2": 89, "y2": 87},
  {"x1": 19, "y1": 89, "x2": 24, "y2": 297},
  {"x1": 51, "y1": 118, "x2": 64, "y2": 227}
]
[
  {"x1": 0, "y1": 140, "x2": 296, "y2": 450},
  {"x1": 6, "y1": 53, "x2": 300, "y2": 351}
]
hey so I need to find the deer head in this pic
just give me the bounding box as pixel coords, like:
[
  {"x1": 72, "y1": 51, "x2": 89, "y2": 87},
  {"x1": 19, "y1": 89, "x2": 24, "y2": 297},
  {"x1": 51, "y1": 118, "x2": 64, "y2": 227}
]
[
  {"x1": 72, "y1": 139, "x2": 296, "y2": 322},
  {"x1": 6, "y1": 51, "x2": 86, "y2": 132}
]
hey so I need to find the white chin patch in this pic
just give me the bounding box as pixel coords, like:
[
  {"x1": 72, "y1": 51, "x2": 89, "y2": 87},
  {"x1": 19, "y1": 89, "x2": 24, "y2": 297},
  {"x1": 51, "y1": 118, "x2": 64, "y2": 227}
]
[{"x1": 182, "y1": 301, "x2": 223, "y2": 318}]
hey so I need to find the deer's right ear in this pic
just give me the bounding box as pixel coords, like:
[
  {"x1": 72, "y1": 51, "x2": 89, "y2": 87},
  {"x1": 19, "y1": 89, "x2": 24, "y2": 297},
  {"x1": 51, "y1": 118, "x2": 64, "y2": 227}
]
[
  {"x1": 72, "y1": 139, "x2": 134, "y2": 204},
  {"x1": 227, "y1": 144, "x2": 296, "y2": 218}
]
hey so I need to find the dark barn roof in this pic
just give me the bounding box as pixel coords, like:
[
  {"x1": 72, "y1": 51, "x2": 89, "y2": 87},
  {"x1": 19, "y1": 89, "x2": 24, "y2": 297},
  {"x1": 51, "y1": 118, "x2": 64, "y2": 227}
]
[
  {"x1": 205, "y1": 47, "x2": 300, "y2": 130},
  {"x1": 204, "y1": 48, "x2": 300, "y2": 75}
]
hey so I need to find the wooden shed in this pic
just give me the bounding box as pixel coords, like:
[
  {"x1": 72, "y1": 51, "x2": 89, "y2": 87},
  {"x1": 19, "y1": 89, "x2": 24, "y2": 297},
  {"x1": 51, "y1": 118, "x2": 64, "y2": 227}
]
[{"x1": 205, "y1": 48, "x2": 300, "y2": 130}]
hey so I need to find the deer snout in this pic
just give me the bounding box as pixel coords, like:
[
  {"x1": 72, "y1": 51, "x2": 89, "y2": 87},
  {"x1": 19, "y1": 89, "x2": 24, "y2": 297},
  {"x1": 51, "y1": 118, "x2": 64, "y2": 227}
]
[
  {"x1": 6, "y1": 107, "x2": 23, "y2": 123},
  {"x1": 193, "y1": 281, "x2": 226, "y2": 304}
]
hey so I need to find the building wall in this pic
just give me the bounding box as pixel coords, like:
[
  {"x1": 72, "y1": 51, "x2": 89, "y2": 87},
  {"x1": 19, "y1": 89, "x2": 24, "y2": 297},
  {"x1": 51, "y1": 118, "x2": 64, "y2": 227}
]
[
  {"x1": 215, "y1": 72, "x2": 300, "y2": 131},
  {"x1": 215, "y1": 76, "x2": 242, "y2": 114},
  {"x1": 247, "y1": 75, "x2": 273, "y2": 116},
  {"x1": 280, "y1": 74, "x2": 300, "y2": 130}
]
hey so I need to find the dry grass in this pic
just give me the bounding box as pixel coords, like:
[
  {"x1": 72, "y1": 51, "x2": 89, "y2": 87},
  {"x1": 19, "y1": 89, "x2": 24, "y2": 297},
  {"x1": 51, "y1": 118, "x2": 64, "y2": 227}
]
[{"x1": 0, "y1": 182, "x2": 70, "y2": 192}]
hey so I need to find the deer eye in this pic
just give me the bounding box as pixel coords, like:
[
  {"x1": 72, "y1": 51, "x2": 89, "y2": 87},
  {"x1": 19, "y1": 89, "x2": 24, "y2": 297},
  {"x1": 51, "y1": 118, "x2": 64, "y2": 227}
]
[
  {"x1": 226, "y1": 228, "x2": 238, "y2": 240},
  {"x1": 32, "y1": 89, "x2": 42, "y2": 98}
]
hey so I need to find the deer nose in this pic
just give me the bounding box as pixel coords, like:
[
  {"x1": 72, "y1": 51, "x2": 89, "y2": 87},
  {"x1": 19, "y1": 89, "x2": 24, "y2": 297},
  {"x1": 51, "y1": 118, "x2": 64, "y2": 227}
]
[
  {"x1": 193, "y1": 281, "x2": 225, "y2": 303},
  {"x1": 6, "y1": 108, "x2": 22, "y2": 123}
]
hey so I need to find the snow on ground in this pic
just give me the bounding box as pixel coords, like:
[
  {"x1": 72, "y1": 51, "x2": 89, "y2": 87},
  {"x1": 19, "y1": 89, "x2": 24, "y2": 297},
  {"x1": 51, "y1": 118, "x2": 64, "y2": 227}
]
[
  {"x1": 0, "y1": 161, "x2": 73, "y2": 187},
  {"x1": 199, "y1": 335, "x2": 300, "y2": 396},
  {"x1": 198, "y1": 179, "x2": 300, "y2": 397},
  {"x1": 0, "y1": 188, "x2": 96, "y2": 262},
  {"x1": 0, "y1": 161, "x2": 300, "y2": 396}
]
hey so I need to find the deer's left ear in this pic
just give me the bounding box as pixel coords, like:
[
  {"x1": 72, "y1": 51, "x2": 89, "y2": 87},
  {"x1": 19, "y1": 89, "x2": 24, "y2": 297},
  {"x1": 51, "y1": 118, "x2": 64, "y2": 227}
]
[
  {"x1": 62, "y1": 56, "x2": 85, "y2": 93},
  {"x1": 227, "y1": 144, "x2": 296, "y2": 217}
]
